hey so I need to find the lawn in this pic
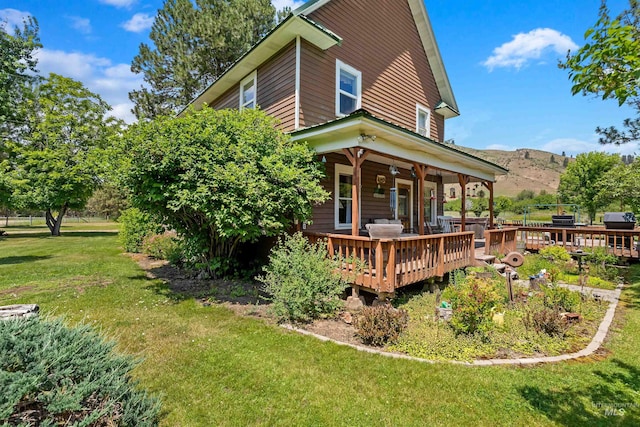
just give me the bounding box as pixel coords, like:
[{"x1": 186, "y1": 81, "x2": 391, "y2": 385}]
[{"x1": 1, "y1": 233, "x2": 640, "y2": 426}]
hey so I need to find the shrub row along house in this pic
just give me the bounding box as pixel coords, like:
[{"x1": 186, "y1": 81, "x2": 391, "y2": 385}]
[{"x1": 183, "y1": 0, "x2": 508, "y2": 297}]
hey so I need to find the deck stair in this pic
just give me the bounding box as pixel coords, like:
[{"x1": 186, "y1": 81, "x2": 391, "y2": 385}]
[{"x1": 475, "y1": 254, "x2": 496, "y2": 265}]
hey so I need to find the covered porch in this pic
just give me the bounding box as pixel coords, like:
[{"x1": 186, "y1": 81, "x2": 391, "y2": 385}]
[{"x1": 291, "y1": 110, "x2": 509, "y2": 295}]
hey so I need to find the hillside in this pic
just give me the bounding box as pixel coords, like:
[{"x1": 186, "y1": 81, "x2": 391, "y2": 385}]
[{"x1": 445, "y1": 146, "x2": 572, "y2": 197}]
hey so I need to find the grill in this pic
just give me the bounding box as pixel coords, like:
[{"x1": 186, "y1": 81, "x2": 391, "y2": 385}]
[
  {"x1": 550, "y1": 215, "x2": 576, "y2": 243},
  {"x1": 551, "y1": 215, "x2": 576, "y2": 228},
  {"x1": 604, "y1": 212, "x2": 637, "y2": 248},
  {"x1": 603, "y1": 212, "x2": 636, "y2": 230}
]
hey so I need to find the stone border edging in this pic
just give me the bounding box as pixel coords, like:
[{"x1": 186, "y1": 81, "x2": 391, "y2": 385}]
[{"x1": 282, "y1": 283, "x2": 624, "y2": 366}]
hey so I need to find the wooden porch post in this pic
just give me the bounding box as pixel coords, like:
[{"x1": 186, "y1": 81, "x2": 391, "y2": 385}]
[
  {"x1": 343, "y1": 148, "x2": 369, "y2": 236},
  {"x1": 413, "y1": 163, "x2": 427, "y2": 235},
  {"x1": 483, "y1": 181, "x2": 495, "y2": 229},
  {"x1": 458, "y1": 174, "x2": 469, "y2": 232}
]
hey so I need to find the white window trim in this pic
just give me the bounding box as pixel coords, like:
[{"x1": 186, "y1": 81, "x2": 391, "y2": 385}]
[
  {"x1": 239, "y1": 70, "x2": 257, "y2": 110},
  {"x1": 335, "y1": 60, "x2": 362, "y2": 117},
  {"x1": 334, "y1": 163, "x2": 360, "y2": 230},
  {"x1": 395, "y1": 178, "x2": 414, "y2": 232},
  {"x1": 416, "y1": 104, "x2": 431, "y2": 138},
  {"x1": 424, "y1": 180, "x2": 438, "y2": 225}
]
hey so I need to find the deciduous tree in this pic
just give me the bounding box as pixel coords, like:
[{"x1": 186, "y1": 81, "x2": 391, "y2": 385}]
[
  {"x1": 11, "y1": 74, "x2": 120, "y2": 235},
  {"x1": 119, "y1": 107, "x2": 328, "y2": 277},
  {"x1": 558, "y1": 152, "x2": 622, "y2": 223},
  {"x1": 560, "y1": 0, "x2": 640, "y2": 144}
]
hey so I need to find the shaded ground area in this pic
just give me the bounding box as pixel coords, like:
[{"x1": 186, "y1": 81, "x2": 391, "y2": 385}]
[{"x1": 131, "y1": 254, "x2": 271, "y2": 318}]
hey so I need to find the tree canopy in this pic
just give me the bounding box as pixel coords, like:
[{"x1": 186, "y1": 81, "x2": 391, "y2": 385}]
[
  {"x1": 0, "y1": 15, "x2": 41, "y2": 214},
  {"x1": 558, "y1": 152, "x2": 622, "y2": 223},
  {"x1": 119, "y1": 107, "x2": 328, "y2": 277},
  {"x1": 129, "y1": 0, "x2": 278, "y2": 119},
  {"x1": 560, "y1": 0, "x2": 640, "y2": 144},
  {"x1": 0, "y1": 14, "x2": 40, "y2": 137},
  {"x1": 9, "y1": 74, "x2": 120, "y2": 235}
]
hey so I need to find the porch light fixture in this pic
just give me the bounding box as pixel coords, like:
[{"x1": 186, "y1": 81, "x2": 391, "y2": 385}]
[
  {"x1": 357, "y1": 133, "x2": 377, "y2": 143},
  {"x1": 410, "y1": 166, "x2": 417, "y2": 179},
  {"x1": 389, "y1": 164, "x2": 400, "y2": 176},
  {"x1": 321, "y1": 155, "x2": 327, "y2": 163}
]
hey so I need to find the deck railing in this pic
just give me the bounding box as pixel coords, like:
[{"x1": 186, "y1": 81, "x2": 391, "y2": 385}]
[
  {"x1": 518, "y1": 226, "x2": 640, "y2": 258},
  {"x1": 305, "y1": 231, "x2": 475, "y2": 294},
  {"x1": 484, "y1": 227, "x2": 518, "y2": 256}
]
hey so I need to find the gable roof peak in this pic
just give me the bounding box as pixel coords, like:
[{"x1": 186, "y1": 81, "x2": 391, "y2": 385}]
[{"x1": 294, "y1": 0, "x2": 459, "y2": 117}]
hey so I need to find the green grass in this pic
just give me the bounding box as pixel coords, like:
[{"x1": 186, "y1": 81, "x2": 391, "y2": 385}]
[
  {"x1": 0, "y1": 220, "x2": 119, "y2": 235},
  {"x1": 1, "y1": 233, "x2": 640, "y2": 426}
]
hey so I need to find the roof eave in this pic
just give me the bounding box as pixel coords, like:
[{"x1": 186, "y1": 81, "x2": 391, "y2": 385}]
[
  {"x1": 178, "y1": 14, "x2": 341, "y2": 117},
  {"x1": 290, "y1": 111, "x2": 508, "y2": 177}
]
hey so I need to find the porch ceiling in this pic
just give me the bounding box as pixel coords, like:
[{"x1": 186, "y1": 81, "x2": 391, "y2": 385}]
[{"x1": 290, "y1": 110, "x2": 508, "y2": 183}]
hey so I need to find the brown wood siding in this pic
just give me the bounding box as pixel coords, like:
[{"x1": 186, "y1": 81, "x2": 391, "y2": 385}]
[
  {"x1": 210, "y1": 85, "x2": 238, "y2": 110},
  {"x1": 300, "y1": 0, "x2": 445, "y2": 140},
  {"x1": 306, "y1": 155, "x2": 440, "y2": 234},
  {"x1": 208, "y1": 43, "x2": 296, "y2": 132},
  {"x1": 257, "y1": 41, "x2": 296, "y2": 132}
]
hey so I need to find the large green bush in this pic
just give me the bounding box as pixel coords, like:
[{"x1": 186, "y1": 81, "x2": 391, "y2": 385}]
[
  {"x1": 118, "y1": 207, "x2": 162, "y2": 253},
  {"x1": 119, "y1": 108, "x2": 328, "y2": 278},
  {"x1": 258, "y1": 233, "x2": 346, "y2": 323},
  {"x1": 0, "y1": 317, "x2": 160, "y2": 426}
]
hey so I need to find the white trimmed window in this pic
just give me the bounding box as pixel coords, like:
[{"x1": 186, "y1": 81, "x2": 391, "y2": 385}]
[
  {"x1": 336, "y1": 60, "x2": 362, "y2": 117},
  {"x1": 416, "y1": 104, "x2": 431, "y2": 137},
  {"x1": 335, "y1": 164, "x2": 354, "y2": 229},
  {"x1": 240, "y1": 71, "x2": 257, "y2": 110}
]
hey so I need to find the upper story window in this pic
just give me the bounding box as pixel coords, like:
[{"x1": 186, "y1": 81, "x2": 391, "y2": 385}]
[
  {"x1": 416, "y1": 104, "x2": 431, "y2": 137},
  {"x1": 336, "y1": 60, "x2": 361, "y2": 117},
  {"x1": 240, "y1": 71, "x2": 257, "y2": 110}
]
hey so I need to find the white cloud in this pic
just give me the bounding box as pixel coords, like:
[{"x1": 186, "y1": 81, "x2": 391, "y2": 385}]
[
  {"x1": 122, "y1": 13, "x2": 154, "y2": 32},
  {"x1": 540, "y1": 137, "x2": 639, "y2": 156},
  {"x1": 0, "y1": 8, "x2": 32, "y2": 32},
  {"x1": 271, "y1": 0, "x2": 304, "y2": 11},
  {"x1": 99, "y1": 0, "x2": 136, "y2": 8},
  {"x1": 35, "y1": 49, "x2": 143, "y2": 123},
  {"x1": 483, "y1": 28, "x2": 578, "y2": 71},
  {"x1": 67, "y1": 16, "x2": 92, "y2": 34}
]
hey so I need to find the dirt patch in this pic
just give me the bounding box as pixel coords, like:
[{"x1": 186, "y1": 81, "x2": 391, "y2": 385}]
[
  {"x1": 303, "y1": 318, "x2": 362, "y2": 347},
  {"x1": 0, "y1": 286, "x2": 36, "y2": 297},
  {"x1": 131, "y1": 254, "x2": 270, "y2": 315}
]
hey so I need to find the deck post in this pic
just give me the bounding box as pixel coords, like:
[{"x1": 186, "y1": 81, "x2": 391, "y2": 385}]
[
  {"x1": 413, "y1": 163, "x2": 427, "y2": 235},
  {"x1": 458, "y1": 174, "x2": 470, "y2": 232},
  {"x1": 484, "y1": 181, "x2": 495, "y2": 229},
  {"x1": 343, "y1": 148, "x2": 369, "y2": 236}
]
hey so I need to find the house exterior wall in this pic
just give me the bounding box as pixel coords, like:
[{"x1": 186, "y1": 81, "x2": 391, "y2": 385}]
[
  {"x1": 300, "y1": 0, "x2": 445, "y2": 140},
  {"x1": 256, "y1": 41, "x2": 296, "y2": 132},
  {"x1": 306, "y1": 154, "x2": 441, "y2": 234},
  {"x1": 210, "y1": 42, "x2": 296, "y2": 132}
]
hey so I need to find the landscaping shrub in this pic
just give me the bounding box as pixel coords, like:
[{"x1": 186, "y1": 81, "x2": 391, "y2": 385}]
[
  {"x1": 541, "y1": 284, "x2": 581, "y2": 312},
  {"x1": 142, "y1": 232, "x2": 183, "y2": 265},
  {"x1": 259, "y1": 233, "x2": 346, "y2": 323},
  {"x1": 354, "y1": 305, "x2": 409, "y2": 347},
  {"x1": 522, "y1": 306, "x2": 570, "y2": 337},
  {"x1": 442, "y1": 277, "x2": 506, "y2": 335},
  {"x1": 118, "y1": 207, "x2": 162, "y2": 253},
  {"x1": 0, "y1": 317, "x2": 160, "y2": 426},
  {"x1": 539, "y1": 246, "x2": 571, "y2": 263}
]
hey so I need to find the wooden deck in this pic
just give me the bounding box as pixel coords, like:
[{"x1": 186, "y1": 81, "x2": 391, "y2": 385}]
[
  {"x1": 305, "y1": 231, "x2": 482, "y2": 295},
  {"x1": 518, "y1": 226, "x2": 640, "y2": 259}
]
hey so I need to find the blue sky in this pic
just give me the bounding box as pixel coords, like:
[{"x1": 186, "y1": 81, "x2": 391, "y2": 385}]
[{"x1": 1, "y1": 0, "x2": 637, "y2": 156}]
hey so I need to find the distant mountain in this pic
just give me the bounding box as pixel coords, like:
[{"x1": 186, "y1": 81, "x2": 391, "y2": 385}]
[{"x1": 445, "y1": 146, "x2": 572, "y2": 197}]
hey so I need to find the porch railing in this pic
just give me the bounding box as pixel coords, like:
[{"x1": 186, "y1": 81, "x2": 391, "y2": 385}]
[
  {"x1": 305, "y1": 231, "x2": 475, "y2": 294},
  {"x1": 484, "y1": 227, "x2": 518, "y2": 256},
  {"x1": 518, "y1": 226, "x2": 640, "y2": 258}
]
